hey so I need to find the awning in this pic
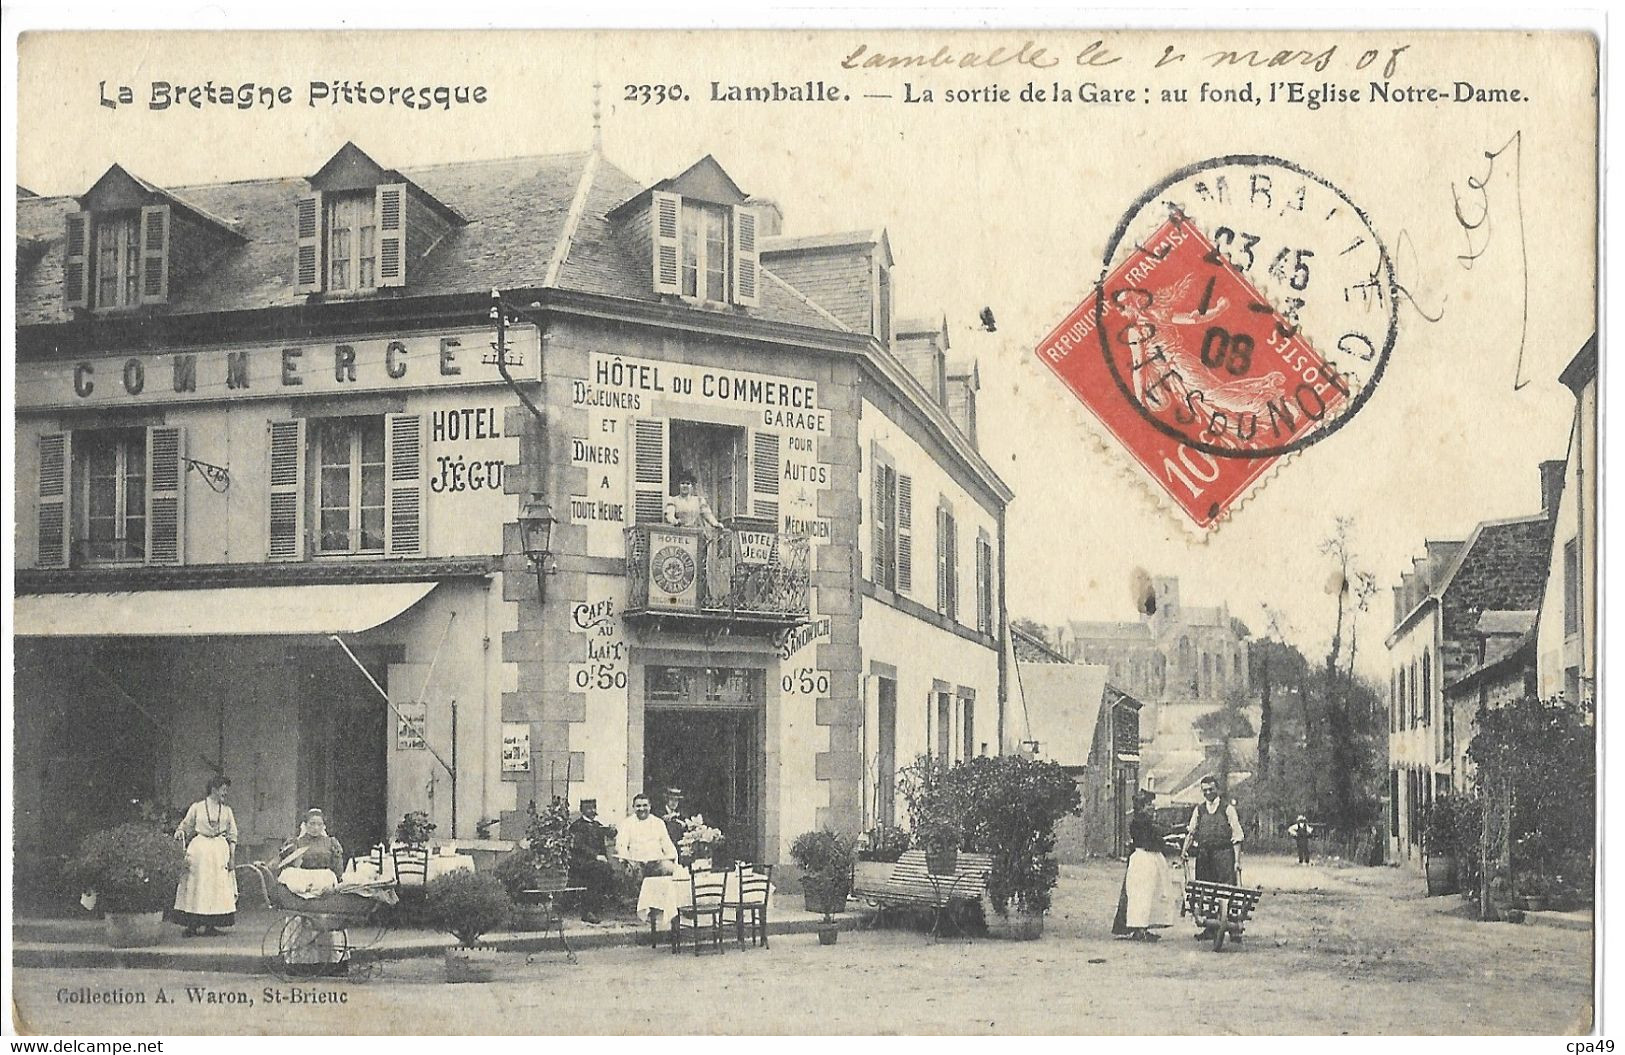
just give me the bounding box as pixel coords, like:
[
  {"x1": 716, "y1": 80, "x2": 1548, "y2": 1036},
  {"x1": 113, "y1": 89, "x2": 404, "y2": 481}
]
[
  {"x1": 1015, "y1": 661, "x2": 1110, "y2": 767},
  {"x1": 14, "y1": 582, "x2": 439, "y2": 637}
]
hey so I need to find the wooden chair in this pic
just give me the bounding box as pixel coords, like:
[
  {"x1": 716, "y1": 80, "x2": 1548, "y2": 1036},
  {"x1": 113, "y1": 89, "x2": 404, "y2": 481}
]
[
  {"x1": 672, "y1": 869, "x2": 727, "y2": 956},
  {"x1": 392, "y1": 845, "x2": 429, "y2": 900},
  {"x1": 723, "y1": 863, "x2": 772, "y2": 948}
]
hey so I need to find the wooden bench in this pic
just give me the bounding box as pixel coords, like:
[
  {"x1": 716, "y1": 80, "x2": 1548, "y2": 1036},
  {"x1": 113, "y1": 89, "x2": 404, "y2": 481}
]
[{"x1": 853, "y1": 850, "x2": 993, "y2": 933}]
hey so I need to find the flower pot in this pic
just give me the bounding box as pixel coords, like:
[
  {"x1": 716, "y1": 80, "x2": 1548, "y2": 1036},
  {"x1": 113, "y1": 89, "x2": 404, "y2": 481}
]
[
  {"x1": 444, "y1": 945, "x2": 498, "y2": 983},
  {"x1": 1424, "y1": 853, "x2": 1458, "y2": 896},
  {"x1": 104, "y1": 910, "x2": 166, "y2": 948},
  {"x1": 987, "y1": 908, "x2": 1045, "y2": 941},
  {"x1": 816, "y1": 921, "x2": 840, "y2": 945},
  {"x1": 924, "y1": 848, "x2": 958, "y2": 876}
]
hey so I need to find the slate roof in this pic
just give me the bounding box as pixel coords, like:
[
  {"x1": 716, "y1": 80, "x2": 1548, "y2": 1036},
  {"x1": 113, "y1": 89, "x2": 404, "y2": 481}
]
[
  {"x1": 15, "y1": 151, "x2": 849, "y2": 334},
  {"x1": 1012, "y1": 625, "x2": 1070, "y2": 664},
  {"x1": 1067, "y1": 620, "x2": 1152, "y2": 642}
]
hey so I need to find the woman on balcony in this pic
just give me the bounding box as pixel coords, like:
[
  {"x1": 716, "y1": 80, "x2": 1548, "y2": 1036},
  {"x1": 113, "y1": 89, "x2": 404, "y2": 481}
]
[{"x1": 664, "y1": 470, "x2": 725, "y2": 532}]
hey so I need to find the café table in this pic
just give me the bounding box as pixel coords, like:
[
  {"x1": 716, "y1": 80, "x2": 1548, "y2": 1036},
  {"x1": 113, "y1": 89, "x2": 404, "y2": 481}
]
[
  {"x1": 636, "y1": 867, "x2": 776, "y2": 950},
  {"x1": 342, "y1": 846, "x2": 475, "y2": 887}
]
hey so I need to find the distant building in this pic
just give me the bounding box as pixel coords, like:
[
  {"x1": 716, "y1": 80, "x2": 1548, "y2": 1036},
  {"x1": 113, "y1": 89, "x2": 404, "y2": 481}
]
[
  {"x1": 1011, "y1": 626, "x2": 1141, "y2": 859},
  {"x1": 1052, "y1": 576, "x2": 1252, "y2": 794},
  {"x1": 1386, "y1": 465, "x2": 1559, "y2": 868},
  {"x1": 1536, "y1": 337, "x2": 1598, "y2": 705}
]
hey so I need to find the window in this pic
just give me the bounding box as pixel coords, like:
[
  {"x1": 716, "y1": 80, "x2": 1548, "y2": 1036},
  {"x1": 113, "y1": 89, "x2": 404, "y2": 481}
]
[
  {"x1": 34, "y1": 426, "x2": 185, "y2": 568},
  {"x1": 681, "y1": 202, "x2": 730, "y2": 303},
  {"x1": 960, "y1": 695, "x2": 975, "y2": 763},
  {"x1": 649, "y1": 192, "x2": 759, "y2": 307},
  {"x1": 936, "y1": 691, "x2": 952, "y2": 760},
  {"x1": 875, "y1": 676, "x2": 897, "y2": 826},
  {"x1": 94, "y1": 213, "x2": 142, "y2": 310},
  {"x1": 627, "y1": 418, "x2": 779, "y2": 528},
  {"x1": 1410, "y1": 660, "x2": 1419, "y2": 728},
  {"x1": 1390, "y1": 673, "x2": 1398, "y2": 734},
  {"x1": 80, "y1": 429, "x2": 147, "y2": 562},
  {"x1": 975, "y1": 533, "x2": 994, "y2": 635},
  {"x1": 867, "y1": 446, "x2": 912, "y2": 594},
  {"x1": 64, "y1": 206, "x2": 170, "y2": 311},
  {"x1": 296, "y1": 185, "x2": 405, "y2": 295},
  {"x1": 1564, "y1": 537, "x2": 1580, "y2": 635},
  {"x1": 267, "y1": 414, "x2": 422, "y2": 561},
  {"x1": 1397, "y1": 668, "x2": 1406, "y2": 730},
  {"x1": 936, "y1": 502, "x2": 959, "y2": 621},
  {"x1": 315, "y1": 417, "x2": 387, "y2": 554},
  {"x1": 326, "y1": 194, "x2": 377, "y2": 292},
  {"x1": 1421, "y1": 651, "x2": 1432, "y2": 725}
]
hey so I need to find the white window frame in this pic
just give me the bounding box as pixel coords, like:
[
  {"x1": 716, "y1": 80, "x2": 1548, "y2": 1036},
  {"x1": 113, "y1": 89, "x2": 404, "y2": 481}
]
[
  {"x1": 680, "y1": 201, "x2": 731, "y2": 304},
  {"x1": 313, "y1": 416, "x2": 387, "y2": 555},
  {"x1": 326, "y1": 192, "x2": 378, "y2": 293},
  {"x1": 78, "y1": 428, "x2": 147, "y2": 564},
  {"x1": 92, "y1": 212, "x2": 142, "y2": 311}
]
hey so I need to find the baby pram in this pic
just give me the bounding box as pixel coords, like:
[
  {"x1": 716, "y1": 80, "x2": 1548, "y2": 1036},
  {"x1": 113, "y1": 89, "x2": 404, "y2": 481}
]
[{"x1": 241, "y1": 862, "x2": 397, "y2": 979}]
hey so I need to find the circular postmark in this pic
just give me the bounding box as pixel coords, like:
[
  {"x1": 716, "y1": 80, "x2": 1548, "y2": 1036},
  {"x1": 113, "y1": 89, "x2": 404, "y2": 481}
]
[{"x1": 1094, "y1": 155, "x2": 1398, "y2": 460}]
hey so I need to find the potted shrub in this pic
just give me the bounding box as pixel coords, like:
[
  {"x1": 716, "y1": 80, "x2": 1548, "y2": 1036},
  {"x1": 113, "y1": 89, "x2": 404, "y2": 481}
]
[
  {"x1": 425, "y1": 870, "x2": 514, "y2": 983},
  {"x1": 396, "y1": 810, "x2": 437, "y2": 847},
  {"x1": 68, "y1": 823, "x2": 187, "y2": 948},
  {"x1": 1422, "y1": 799, "x2": 1460, "y2": 897},
  {"x1": 790, "y1": 830, "x2": 854, "y2": 942},
  {"x1": 492, "y1": 851, "x2": 551, "y2": 931}
]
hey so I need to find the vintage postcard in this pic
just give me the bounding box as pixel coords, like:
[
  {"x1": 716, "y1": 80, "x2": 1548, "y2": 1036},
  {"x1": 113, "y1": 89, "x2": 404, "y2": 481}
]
[{"x1": 5, "y1": 22, "x2": 1602, "y2": 1041}]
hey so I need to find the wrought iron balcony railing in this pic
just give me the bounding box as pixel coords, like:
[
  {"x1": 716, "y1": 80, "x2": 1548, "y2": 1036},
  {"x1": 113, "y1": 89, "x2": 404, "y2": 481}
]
[{"x1": 624, "y1": 524, "x2": 810, "y2": 625}]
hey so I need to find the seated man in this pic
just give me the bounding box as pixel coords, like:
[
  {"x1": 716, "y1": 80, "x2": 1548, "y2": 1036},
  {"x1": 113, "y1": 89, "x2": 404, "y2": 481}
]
[
  {"x1": 569, "y1": 798, "x2": 617, "y2": 923},
  {"x1": 616, "y1": 793, "x2": 678, "y2": 878}
]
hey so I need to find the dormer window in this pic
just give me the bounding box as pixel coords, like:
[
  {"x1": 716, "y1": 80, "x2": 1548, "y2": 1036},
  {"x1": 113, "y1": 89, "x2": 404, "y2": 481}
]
[
  {"x1": 63, "y1": 164, "x2": 242, "y2": 315},
  {"x1": 93, "y1": 212, "x2": 142, "y2": 309},
  {"x1": 682, "y1": 200, "x2": 730, "y2": 303},
  {"x1": 327, "y1": 192, "x2": 379, "y2": 291},
  {"x1": 295, "y1": 142, "x2": 463, "y2": 298},
  {"x1": 650, "y1": 190, "x2": 759, "y2": 308},
  {"x1": 296, "y1": 185, "x2": 404, "y2": 295},
  {"x1": 64, "y1": 204, "x2": 171, "y2": 312}
]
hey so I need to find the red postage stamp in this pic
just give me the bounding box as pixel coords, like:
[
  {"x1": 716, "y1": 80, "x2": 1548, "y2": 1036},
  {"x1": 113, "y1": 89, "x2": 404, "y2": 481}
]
[{"x1": 1037, "y1": 210, "x2": 1353, "y2": 531}]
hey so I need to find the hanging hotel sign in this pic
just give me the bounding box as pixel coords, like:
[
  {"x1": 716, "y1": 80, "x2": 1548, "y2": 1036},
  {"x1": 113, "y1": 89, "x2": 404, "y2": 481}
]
[
  {"x1": 735, "y1": 530, "x2": 778, "y2": 565},
  {"x1": 396, "y1": 702, "x2": 428, "y2": 751},
  {"x1": 646, "y1": 529, "x2": 700, "y2": 609},
  {"x1": 16, "y1": 327, "x2": 542, "y2": 410}
]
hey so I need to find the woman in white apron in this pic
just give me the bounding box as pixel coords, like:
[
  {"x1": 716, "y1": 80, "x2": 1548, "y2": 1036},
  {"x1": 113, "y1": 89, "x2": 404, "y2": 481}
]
[
  {"x1": 1112, "y1": 789, "x2": 1175, "y2": 941},
  {"x1": 171, "y1": 775, "x2": 238, "y2": 937}
]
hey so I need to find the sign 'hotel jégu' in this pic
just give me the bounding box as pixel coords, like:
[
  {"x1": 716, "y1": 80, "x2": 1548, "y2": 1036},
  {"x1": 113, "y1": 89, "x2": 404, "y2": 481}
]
[{"x1": 15, "y1": 327, "x2": 540, "y2": 409}]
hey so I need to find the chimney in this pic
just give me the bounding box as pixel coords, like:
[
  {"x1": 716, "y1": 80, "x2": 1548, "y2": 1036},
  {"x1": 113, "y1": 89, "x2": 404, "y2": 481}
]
[
  {"x1": 745, "y1": 197, "x2": 783, "y2": 237},
  {"x1": 1539, "y1": 459, "x2": 1566, "y2": 518}
]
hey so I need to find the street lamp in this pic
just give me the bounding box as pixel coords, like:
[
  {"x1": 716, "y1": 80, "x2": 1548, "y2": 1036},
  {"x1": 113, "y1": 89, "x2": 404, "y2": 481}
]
[{"x1": 518, "y1": 496, "x2": 557, "y2": 602}]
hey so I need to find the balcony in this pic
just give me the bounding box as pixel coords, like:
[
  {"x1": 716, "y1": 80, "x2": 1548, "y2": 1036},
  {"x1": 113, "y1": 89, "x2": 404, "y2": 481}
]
[{"x1": 624, "y1": 524, "x2": 810, "y2": 630}]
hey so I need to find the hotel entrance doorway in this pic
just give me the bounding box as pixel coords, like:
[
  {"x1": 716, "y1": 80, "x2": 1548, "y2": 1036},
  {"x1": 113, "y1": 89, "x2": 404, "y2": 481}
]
[{"x1": 644, "y1": 666, "x2": 764, "y2": 863}]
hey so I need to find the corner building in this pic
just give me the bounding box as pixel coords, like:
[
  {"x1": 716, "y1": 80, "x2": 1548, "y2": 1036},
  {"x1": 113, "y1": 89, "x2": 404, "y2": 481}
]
[{"x1": 13, "y1": 144, "x2": 1010, "y2": 878}]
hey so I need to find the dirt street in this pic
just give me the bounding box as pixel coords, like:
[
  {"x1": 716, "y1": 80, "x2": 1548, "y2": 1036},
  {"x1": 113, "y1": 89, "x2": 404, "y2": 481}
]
[{"x1": 9, "y1": 856, "x2": 1594, "y2": 1035}]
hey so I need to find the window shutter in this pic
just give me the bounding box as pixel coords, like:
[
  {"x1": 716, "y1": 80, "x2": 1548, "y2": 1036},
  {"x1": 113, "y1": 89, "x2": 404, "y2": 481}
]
[
  {"x1": 37, "y1": 432, "x2": 72, "y2": 568},
  {"x1": 946, "y1": 513, "x2": 959, "y2": 621},
  {"x1": 936, "y1": 507, "x2": 947, "y2": 614},
  {"x1": 145, "y1": 425, "x2": 185, "y2": 565},
  {"x1": 629, "y1": 417, "x2": 669, "y2": 525},
  {"x1": 64, "y1": 212, "x2": 90, "y2": 310},
  {"x1": 295, "y1": 192, "x2": 323, "y2": 294},
  {"x1": 749, "y1": 429, "x2": 780, "y2": 525},
  {"x1": 376, "y1": 184, "x2": 407, "y2": 288},
  {"x1": 870, "y1": 448, "x2": 888, "y2": 586},
  {"x1": 651, "y1": 191, "x2": 682, "y2": 295},
  {"x1": 733, "y1": 206, "x2": 760, "y2": 307},
  {"x1": 386, "y1": 412, "x2": 424, "y2": 556},
  {"x1": 267, "y1": 419, "x2": 306, "y2": 561},
  {"x1": 896, "y1": 473, "x2": 913, "y2": 594},
  {"x1": 139, "y1": 204, "x2": 170, "y2": 305}
]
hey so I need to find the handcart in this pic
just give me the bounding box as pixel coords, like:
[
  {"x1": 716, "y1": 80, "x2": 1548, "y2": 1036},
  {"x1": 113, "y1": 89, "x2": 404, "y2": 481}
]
[
  {"x1": 240, "y1": 862, "x2": 396, "y2": 979},
  {"x1": 1179, "y1": 855, "x2": 1264, "y2": 952}
]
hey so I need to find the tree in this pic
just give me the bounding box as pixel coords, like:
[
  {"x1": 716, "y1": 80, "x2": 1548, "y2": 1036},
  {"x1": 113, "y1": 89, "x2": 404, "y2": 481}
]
[{"x1": 1011, "y1": 618, "x2": 1055, "y2": 649}]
